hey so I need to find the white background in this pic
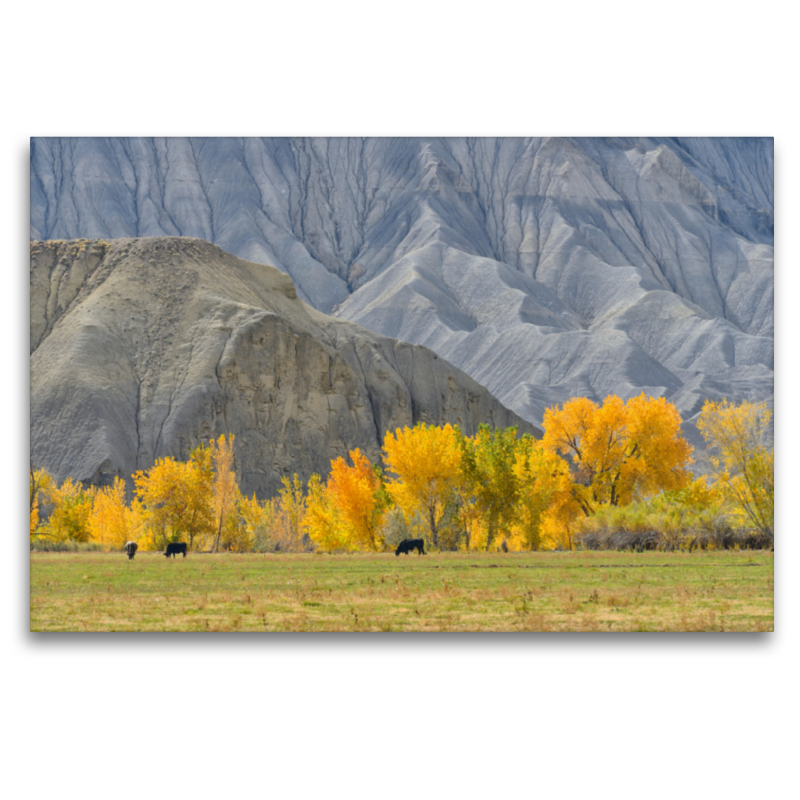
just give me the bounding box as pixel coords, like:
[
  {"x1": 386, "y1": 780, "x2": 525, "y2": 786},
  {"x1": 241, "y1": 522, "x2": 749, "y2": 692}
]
[{"x1": 4, "y1": 3, "x2": 796, "y2": 798}]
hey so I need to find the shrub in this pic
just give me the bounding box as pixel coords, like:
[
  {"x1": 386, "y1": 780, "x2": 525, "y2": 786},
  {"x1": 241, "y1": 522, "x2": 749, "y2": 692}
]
[
  {"x1": 573, "y1": 491, "x2": 773, "y2": 551},
  {"x1": 30, "y1": 538, "x2": 104, "y2": 552}
]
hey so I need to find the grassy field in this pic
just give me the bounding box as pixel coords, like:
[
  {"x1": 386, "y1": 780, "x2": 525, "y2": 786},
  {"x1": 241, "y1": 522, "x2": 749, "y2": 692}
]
[{"x1": 29, "y1": 550, "x2": 774, "y2": 632}]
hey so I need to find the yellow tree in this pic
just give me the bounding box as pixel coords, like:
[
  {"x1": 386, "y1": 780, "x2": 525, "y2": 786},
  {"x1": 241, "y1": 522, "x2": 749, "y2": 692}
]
[
  {"x1": 209, "y1": 434, "x2": 240, "y2": 552},
  {"x1": 127, "y1": 497, "x2": 152, "y2": 549},
  {"x1": 303, "y1": 474, "x2": 351, "y2": 552},
  {"x1": 696, "y1": 399, "x2": 773, "y2": 537},
  {"x1": 267, "y1": 475, "x2": 307, "y2": 552},
  {"x1": 89, "y1": 477, "x2": 133, "y2": 549},
  {"x1": 542, "y1": 394, "x2": 693, "y2": 516},
  {"x1": 45, "y1": 478, "x2": 96, "y2": 542},
  {"x1": 30, "y1": 467, "x2": 53, "y2": 537},
  {"x1": 512, "y1": 437, "x2": 571, "y2": 550},
  {"x1": 133, "y1": 447, "x2": 214, "y2": 550},
  {"x1": 383, "y1": 423, "x2": 462, "y2": 548},
  {"x1": 238, "y1": 493, "x2": 276, "y2": 552},
  {"x1": 217, "y1": 510, "x2": 251, "y2": 552},
  {"x1": 327, "y1": 449, "x2": 388, "y2": 551}
]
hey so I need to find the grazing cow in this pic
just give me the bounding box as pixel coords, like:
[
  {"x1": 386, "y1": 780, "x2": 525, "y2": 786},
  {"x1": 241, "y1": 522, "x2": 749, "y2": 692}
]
[
  {"x1": 395, "y1": 538, "x2": 426, "y2": 556},
  {"x1": 164, "y1": 542, "x2": 188, "y2": 558},
  {"x1": 124, "y1": 541, "x2": 138, "y2": 560}
]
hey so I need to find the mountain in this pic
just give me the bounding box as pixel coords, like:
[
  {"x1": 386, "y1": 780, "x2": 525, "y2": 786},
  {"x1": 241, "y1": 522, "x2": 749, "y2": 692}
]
[
  {"x1": 30, "y1": 137, "x2": 774, "y2": 446},
  {"x1": 30, "y1": 237, "x2": 535, "y2": 497}
]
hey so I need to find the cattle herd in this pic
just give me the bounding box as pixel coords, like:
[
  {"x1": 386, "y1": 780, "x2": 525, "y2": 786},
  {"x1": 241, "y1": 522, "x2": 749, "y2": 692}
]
[{"x1": 124, "y1": 539, "x2": 428, "y2": 558}]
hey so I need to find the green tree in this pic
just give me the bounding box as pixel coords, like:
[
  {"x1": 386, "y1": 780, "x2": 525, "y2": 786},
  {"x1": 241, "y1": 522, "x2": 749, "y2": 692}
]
[{"x1": 460, "y1": 425, "x2": 522, "y2": 551}]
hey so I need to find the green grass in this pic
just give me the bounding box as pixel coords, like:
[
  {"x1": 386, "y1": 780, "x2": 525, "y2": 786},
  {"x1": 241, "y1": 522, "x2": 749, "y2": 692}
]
[{"x1": 29, "y1": 550, "x2": 774, "y2": 632}]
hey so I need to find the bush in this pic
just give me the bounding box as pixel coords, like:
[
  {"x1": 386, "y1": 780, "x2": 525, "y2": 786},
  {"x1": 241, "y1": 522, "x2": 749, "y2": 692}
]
[
  {"x1": 573, "y1": 494, "x2": 774, "y2": 552},
  {"x1": 30, "y1": 538, "x2": 105, "y2": 552}
]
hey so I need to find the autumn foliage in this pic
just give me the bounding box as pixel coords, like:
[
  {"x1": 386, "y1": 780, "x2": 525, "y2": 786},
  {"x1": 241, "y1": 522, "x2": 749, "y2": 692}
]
[
  {"x1": 29, "y1": 395, "x2": 773, "y2": 553},
  {"x1": 542, "y1": 394, "x2": 693, "y2": 512},
  {"x1": 697, "y1": 399, "x2": 774, "y2": 537},
  {"x1": 383, "y1": 424, "x2": 461, "y2": 548}
]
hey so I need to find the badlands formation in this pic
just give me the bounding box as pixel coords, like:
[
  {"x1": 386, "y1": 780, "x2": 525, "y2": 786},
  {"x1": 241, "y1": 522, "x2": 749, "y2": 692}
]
[
  {"x1": 30, "y1": 238, "x2": 533, "y2": 497},
  {"x1": 30, "y1": 137, "x2": 773, "y2": 467}
]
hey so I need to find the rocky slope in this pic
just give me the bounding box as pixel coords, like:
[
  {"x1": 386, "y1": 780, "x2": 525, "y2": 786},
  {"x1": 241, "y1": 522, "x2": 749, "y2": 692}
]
[
  {"x1": 30, "y1": 238, "x2": 535, "y2": 497},
  {"x1": 30, "y1": 138, "x2": 774, "y2": 444}
]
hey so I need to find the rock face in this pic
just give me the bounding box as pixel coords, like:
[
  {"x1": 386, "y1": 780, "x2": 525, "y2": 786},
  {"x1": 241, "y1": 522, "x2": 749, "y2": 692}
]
[
  {"x1": 30, "y1": 138, "x2": 774, "y2": 445},
  {"x1": 30, "y1": 238, "x2": 536, "y2": 497}
]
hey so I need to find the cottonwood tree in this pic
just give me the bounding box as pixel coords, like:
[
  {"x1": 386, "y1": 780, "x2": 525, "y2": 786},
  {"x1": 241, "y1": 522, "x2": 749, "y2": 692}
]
[
  {"x1": 304, "y1": 450, "x2": 389, "y2": 552},
  {"x1": 304, "y1": 474, "x2": 349, "y2": 552},
  {"x1": 327, "y1": 449, "x2": 388, "y2": 551},
  {"x1": 133, "y1": 447, "x2": 215, "y2": 550},
  {"x1": 210, "y1": 434, "x2": 240, "y2": 552},
  {"x1": 512, "y1": 438, "x2": 571, "y2": 550},
  {"x1": 696, "y1": 399, "x2": 773, "y2": 537},
  {"x1": 460, "y1": 425, "x2": 522, "y2": 551},
  {"x1": 542, "y1": 394, "x2": 693, "y2": 516},
  {"x1": 238, "y1": 494, "x2": 275, "y2": 552},
  {"x1": 89, "y1": 477, "x2": 133, "y2": 549},
  {"x1": 45, "y1": 478, "x2": 96, "y2": 542},
  {"x1": 383, "y1": 423, "x2": 462, "y2": 548}
]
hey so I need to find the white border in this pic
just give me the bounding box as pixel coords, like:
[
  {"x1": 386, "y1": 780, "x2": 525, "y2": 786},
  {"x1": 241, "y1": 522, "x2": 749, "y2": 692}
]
[{"x1": 5, "y1": 3, "x2": 796, "y2": 798}]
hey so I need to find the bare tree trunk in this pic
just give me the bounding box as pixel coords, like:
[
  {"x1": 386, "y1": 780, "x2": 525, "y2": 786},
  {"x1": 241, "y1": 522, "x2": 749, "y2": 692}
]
[
  {"x1": 213, "y1": 515, "x2": 224, "y2": 553},
  {"x1": 428, "y1": 506, "x2": 438, "y2": 548},
  {"x1": 485, "y1": 517, "x2": 496, "y2": 551}
]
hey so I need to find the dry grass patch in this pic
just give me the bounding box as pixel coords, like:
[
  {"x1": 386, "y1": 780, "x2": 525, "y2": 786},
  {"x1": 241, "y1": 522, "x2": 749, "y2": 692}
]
[{"x1": 30, "y1": 550, "x2": 773, "y2": 632}]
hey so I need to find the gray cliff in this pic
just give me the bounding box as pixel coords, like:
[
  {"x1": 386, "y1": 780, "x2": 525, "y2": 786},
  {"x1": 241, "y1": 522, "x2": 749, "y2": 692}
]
[
  {"x1": 30, "y1": 137, "x2": 774, "y2": 445},
  {"x1": 30, "y1": 238, "x2": 535, "y2": 496}
]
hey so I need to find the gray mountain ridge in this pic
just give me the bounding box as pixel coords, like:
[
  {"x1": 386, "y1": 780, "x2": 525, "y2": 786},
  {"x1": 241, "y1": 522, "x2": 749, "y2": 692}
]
[
  {"x1": 30, "y1": 237, "x2": 534, "y2": 497},
  {"x1": 30, "y1": 137, "x2": 774, "y2": 451}
]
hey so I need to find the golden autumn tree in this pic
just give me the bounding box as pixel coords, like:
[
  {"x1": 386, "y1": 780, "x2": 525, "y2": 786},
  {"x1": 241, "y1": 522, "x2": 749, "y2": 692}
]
[
  {"x1": 512, "y1": 437, "x2": 571, "y2": 550},
  {"x1": 210, "y1": 434, "x2": 240, "y2": 552},
  {"x1": 217, "y1": 509, "x2": 251, "y2": 552},
  {"x1": 303, "y1": 474, "x2": 350, "y2": 552},
  {"x1": 326, "y1": 449, "x2": 388, "y2": 551},
  {"x1": 383, "y1": 423, "x2": 462, "y2": 548},
  {"x1": 133, "y1": 446, "x2": 215, "y2": 550},
  {"x1": 446, "y1": 452, "x2": 481, "y2": 551},
  {"x1": 267, "y1": 475, "x2": 307, "y2": 552},
  {"x1": 696, "y1": 399, "x2": 773, "y2": 537},
  {"x1": 45, "y1": 478, "x2": 96, "y2": 542},
  {"x1": 238, "y1": 493, "x2": 276, "y2": 552},
  {"x1": 89, "y1": 477, "x2": 134, "y2": 549},
  {"x1": 542, "y1": 393, "x2": 693, "y2": 516}
]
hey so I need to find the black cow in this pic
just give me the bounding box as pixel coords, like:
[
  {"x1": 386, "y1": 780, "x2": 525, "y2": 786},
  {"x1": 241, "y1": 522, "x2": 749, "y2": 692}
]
[
  {"x1": 164, "y1": 542, "x2": 188, "y2": 558},
  {"x1": 124, "y1": 541, "x2": 138, "y2": 560},
  {"x1": 395, "y1": 538, "x2": 425, "y2": 556}
]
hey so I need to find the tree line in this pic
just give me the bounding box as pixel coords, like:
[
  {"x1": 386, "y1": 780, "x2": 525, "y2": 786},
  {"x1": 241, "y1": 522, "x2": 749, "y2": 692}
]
[{"x1": 29, "y1": 395, "x2": 774, "y2": 553}]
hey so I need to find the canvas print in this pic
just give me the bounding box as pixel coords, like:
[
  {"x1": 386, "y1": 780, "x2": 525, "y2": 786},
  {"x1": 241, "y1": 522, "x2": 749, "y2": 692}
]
[{"x1": 29, "y1": 137, "x2": 774, "y2": 631}]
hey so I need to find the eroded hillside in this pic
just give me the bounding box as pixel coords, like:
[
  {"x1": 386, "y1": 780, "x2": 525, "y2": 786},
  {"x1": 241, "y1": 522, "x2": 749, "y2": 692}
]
[
  {"x1": 30, "y1": 137, "x2": 774, "y2": 446},
  {"x1": 30, "y1": 238, "x2": 535, "y2": 496}
]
